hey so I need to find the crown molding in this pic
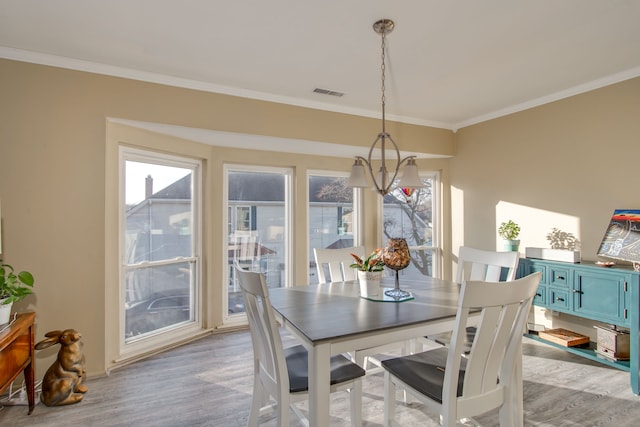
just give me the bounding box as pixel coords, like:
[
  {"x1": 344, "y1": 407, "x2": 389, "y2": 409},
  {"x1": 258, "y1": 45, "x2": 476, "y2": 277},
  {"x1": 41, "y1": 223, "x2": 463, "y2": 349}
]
[
  {"x1": 0, "y1": 46, "x2": 452, "y2": 130},
  {"x1": 3, "y1": 46, "x2": 639, "y2": 133},
  {"x1": 454, "y1": 66, "x2": 640, "y2": 131}
]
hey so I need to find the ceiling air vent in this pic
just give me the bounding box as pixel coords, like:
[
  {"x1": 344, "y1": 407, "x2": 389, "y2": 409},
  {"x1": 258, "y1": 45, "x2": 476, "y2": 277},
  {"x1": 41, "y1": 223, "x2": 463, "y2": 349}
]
[{"x1": 313, "y1": 88, "x2": 344, "y2": 97}]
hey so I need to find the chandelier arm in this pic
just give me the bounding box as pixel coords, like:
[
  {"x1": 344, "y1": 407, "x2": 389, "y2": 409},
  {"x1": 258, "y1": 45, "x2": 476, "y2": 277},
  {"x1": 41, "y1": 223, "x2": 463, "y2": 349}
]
[
  {"x1": 397, "y1": 155, "x2": 417, "y2": 168},
  {"x1": 367, "y1": 134, "x2": 383, "y2": 164},
  {"x1": 367, "y1": 133, "x2": 395, "y2": 195},
  {"x1": 381, "y1": 134, "x2": 403, "y2": 193}
]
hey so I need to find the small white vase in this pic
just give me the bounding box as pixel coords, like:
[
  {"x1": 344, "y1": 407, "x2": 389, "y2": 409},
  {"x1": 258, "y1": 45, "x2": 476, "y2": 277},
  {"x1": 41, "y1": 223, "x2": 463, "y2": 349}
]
[
  {"x1": 0, "y1": 299, "x2": 13, "y2": 325},
  {"x1": 358, "y1": 270, "x2": 383, "y2": 298}
]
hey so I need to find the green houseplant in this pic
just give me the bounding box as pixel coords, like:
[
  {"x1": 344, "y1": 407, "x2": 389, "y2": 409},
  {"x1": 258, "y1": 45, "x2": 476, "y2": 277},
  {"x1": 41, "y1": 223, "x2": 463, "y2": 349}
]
[
  {"x1": 349, "y1": 248, "x2": 385, "y2": 272},
  {"x1": 498, "y1": 220, "x2": 521, "y2": 251},
  {"x1": 350, "y1": 249, "x2": 385, "y2": 297},
  {"x1": 0, "y1": 263, "x2": 35, "y2": 324}
]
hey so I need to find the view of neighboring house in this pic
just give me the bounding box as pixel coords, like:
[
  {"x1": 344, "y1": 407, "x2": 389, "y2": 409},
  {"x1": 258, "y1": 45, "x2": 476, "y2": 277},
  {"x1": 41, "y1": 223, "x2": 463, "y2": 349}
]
[{"x1": 123, "y1": 171, "x2": 435, "y2": 326}]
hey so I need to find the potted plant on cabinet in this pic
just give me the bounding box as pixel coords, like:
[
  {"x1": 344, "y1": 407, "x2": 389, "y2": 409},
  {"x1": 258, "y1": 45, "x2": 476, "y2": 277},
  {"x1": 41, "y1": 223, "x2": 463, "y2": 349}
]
[
  {"x1": 350, "y1": 249, "x2": 385, "y2": 297},
  {"x1": 0, "y1": 263, "x2": 35, "y2": 324},
  {"x1": 498, "y1": 220, "x2": 521, "y2": 252}
]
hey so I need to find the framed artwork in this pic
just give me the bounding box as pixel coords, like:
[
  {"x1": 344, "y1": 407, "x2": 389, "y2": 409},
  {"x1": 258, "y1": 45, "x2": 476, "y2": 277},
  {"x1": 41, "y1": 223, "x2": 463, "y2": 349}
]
[{"x1": 597, "y1": 209, "x2": 640, "y2": 263}]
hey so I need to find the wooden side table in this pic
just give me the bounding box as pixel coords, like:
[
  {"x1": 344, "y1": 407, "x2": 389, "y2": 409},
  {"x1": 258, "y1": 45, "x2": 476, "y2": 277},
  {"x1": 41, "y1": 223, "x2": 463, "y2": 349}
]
[{"x1": 0, "y1": 311, "x2": 35, "y2": 414}]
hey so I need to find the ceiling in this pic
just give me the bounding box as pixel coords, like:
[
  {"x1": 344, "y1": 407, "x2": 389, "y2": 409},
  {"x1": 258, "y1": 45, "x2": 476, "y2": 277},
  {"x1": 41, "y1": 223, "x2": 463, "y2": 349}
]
[{"x1": 1, "y1": 1, "x2": 639, "y2": 131}]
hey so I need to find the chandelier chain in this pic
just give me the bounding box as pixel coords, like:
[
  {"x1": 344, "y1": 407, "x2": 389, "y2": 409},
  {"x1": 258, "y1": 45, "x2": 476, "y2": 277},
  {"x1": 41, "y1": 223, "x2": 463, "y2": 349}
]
[{"x1": 380, "y1": 29, "x2": 386, "y2": 130}]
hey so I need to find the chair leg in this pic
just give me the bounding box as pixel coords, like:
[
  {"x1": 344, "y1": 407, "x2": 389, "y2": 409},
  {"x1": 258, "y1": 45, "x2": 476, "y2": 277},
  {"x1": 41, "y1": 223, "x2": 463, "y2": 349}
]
[
  {"x1": 499, "y1": 347, "x2": 524, "y2": 427},
  {"x1": 277, "y1": 396, "x2": 289, "y2": 427},
  {"x1": 349, "y1": 380, "x2": 363, "y2": 427},
  {"x1": 290, "y1": 403, "x2": 309, "y2": 427},
  {"x1": 383, "y1": 371, "x2": 396, "y2": 427},
  {"x1": 247, "y1": 375, "x2": 262, "y2": 426}
]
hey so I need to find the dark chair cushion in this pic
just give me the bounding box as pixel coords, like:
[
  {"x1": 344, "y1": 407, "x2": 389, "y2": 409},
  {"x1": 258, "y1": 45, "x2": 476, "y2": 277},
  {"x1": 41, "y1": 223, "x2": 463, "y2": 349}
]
[
  {"x1": 427, "y1": 326, "x2": 477, "y2": 354},
  {"x1": 381, "y1": 347, "x2": 466, "y2": 404},
  {"x1": 285, "y1": 345, "x2": 366, "y2": 393}
]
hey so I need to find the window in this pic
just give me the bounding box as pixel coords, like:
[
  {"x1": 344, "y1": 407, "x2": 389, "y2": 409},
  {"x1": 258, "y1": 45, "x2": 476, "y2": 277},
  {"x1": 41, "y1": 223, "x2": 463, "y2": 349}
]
[
  {"x1": 233, "y1": 206, "x2": 256, "y2": 231},
  {"x1": 382, "y1": 173, "x2": 441, "y2": 278},
  {"x1": 121, "y1": 148, "x2": 201, "y2": 348},
  {"x1": 308, "y1": 173, "x2": 358, "y2": 284},
  {"x1": 225, "y1": 166, "x2": 291, "y2": 316}
]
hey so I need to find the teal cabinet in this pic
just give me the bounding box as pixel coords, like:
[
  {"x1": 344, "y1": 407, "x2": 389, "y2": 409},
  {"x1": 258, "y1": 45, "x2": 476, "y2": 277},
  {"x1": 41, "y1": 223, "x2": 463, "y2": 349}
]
[
  {"x1": 520, "y1": 258, "x2": 640, "y2": 395},
  {"x1": 573, "y1": 269, "x2": 629, "y2": 325}
]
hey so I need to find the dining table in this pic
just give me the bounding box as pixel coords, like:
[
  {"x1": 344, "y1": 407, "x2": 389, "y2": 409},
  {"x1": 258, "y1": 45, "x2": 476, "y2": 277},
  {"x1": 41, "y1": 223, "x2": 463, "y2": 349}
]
[{"x1": 268, "y1": 275, "x2": 492, "y2": 427}]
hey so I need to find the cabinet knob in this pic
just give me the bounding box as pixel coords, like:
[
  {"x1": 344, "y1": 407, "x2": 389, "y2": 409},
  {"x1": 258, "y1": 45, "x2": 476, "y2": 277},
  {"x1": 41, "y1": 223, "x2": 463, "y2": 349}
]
[
  {"x1": 556, "y1": 297, "x2": 565, "y2": 302},
  {"x1": 573, "y1": 289, "x2": 583, "y2": 294}
]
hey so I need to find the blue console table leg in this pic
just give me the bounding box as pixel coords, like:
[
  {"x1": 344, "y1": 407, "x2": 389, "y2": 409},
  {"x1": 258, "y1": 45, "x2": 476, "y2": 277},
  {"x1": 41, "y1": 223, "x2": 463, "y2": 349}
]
[{"x1": 632, "y1": 279, "x2": 639, "y2": 395}]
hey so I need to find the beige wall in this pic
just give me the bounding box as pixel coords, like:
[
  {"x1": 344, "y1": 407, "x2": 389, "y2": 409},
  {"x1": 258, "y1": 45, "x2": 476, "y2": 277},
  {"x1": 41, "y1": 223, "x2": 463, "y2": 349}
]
[
  {"x1": 451, "y1": 77, "x2": 640, "y2": 258},
  {"x1": 0, "y1": 59, "x2": 453, "y2": 377},
  {"x1": 451, "y1": 77, "x2": 640, "y2": 338}
]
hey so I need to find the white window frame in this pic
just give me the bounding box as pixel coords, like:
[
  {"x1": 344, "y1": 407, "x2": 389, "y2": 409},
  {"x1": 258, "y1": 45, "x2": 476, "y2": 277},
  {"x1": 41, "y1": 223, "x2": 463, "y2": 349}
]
[
  {"x1": 307, "y1": 170, "x2": 362, "y2": 281},
  {"x1": 117, "y1": 146, "x2": 203, "y2": 359},
  {"x1": 223, "y1": 163, "x2": 293, "y2": 323},
  {"x1": 379, "y1": 170, "x2": 442, "y2": 279}
]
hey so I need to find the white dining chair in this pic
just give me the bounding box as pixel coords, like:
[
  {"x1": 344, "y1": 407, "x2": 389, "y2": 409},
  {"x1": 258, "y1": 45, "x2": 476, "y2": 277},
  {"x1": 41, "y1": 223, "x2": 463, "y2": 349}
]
[
  {"x1": 235, "y1": 263, "x2": 366, "y2": 426},
  {"x1": 313, "y1": 245, "x2": 409, "y2": 373},
  {"x1": 382, "y1": 272, "x2": 542, "y2": 427},
  {"x1": 313, "y1": 245, "x2": 365, "y2": 284},
  {"x1": 455, "y1": 246, "x2": 519, "y2": 284},
  {"x1": 426, "y1": 246, "x2": 520, "y2": 351}
]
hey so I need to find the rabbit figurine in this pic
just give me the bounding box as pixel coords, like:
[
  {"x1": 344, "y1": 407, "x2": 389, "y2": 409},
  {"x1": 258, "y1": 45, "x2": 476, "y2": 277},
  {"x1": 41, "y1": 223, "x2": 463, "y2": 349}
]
[{"x1": 35, "y1": 329, "x2": 88, "y2": 406}]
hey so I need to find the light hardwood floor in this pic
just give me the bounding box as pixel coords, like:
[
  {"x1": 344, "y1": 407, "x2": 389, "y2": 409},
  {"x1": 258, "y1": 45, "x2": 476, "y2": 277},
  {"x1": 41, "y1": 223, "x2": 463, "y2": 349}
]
[{"x1": 1, "y1": 329, "x2": 639, "y2": 426}]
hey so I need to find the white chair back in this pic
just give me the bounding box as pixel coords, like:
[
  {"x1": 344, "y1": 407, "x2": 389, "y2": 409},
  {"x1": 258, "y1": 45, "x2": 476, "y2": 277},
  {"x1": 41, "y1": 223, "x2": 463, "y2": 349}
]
[
  {"x1": 443, "y1": 272, "x2": 541, "y2": 423},
  {"x1": 313, "y1": 245, "x2": 365, "y2": 284},
  {"x1": 235, "y1": 263, "x2": 289, "y2": 409},
  {"x1": 236, "y1": 262, "x2": 365, "y2": 426},
  {"x1": 383, "y1": 272, "x2": 542, "y2": 426},
  {"x1": 456, "y1": 246, "x2": 519, "y2": 284}
]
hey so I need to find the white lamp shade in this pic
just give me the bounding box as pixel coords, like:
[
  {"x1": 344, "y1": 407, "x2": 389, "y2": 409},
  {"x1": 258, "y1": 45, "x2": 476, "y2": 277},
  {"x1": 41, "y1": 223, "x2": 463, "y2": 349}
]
[
  {"x1": 347, "y1": 160, "x2": 368, "y2": 188},
  {"x1": 397, "y1": 159, "x2": 423, "y2": 188}
]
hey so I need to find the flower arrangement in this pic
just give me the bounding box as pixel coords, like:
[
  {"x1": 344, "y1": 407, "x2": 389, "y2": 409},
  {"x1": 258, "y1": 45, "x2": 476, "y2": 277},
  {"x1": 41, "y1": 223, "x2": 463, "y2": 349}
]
[{"x1": 349, "y1": 249, "x2": 385, "y2": 272}]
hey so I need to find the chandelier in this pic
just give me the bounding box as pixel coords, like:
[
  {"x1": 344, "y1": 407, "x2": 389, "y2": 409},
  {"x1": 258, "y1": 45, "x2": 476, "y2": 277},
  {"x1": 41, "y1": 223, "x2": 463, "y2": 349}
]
[{"x1": 347, "y1": 19, "x2": 423, "y2": 196}]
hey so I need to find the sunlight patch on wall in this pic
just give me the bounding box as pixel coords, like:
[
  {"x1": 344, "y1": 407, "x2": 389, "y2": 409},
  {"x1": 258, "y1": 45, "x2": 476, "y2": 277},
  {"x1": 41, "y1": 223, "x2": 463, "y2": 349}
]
[
  {"x1": 496, "y1": 202, "x2": 581, "y2": 250},
  {"x1": 451, "y1": 186, "x2": 465, "y2": 256}
]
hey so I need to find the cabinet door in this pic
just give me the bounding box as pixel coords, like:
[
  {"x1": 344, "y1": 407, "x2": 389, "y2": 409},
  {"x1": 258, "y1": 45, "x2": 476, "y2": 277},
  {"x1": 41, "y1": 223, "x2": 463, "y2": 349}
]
[{"x1": 573, "y1": 270, "x2": 628, "y2": 325}]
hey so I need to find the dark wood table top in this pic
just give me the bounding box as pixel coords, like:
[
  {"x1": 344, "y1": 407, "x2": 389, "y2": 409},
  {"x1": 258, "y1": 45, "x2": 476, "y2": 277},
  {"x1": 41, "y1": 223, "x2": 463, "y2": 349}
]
[{"x1": 269, "y1": 276, "x2": 462, "y2": 344}]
